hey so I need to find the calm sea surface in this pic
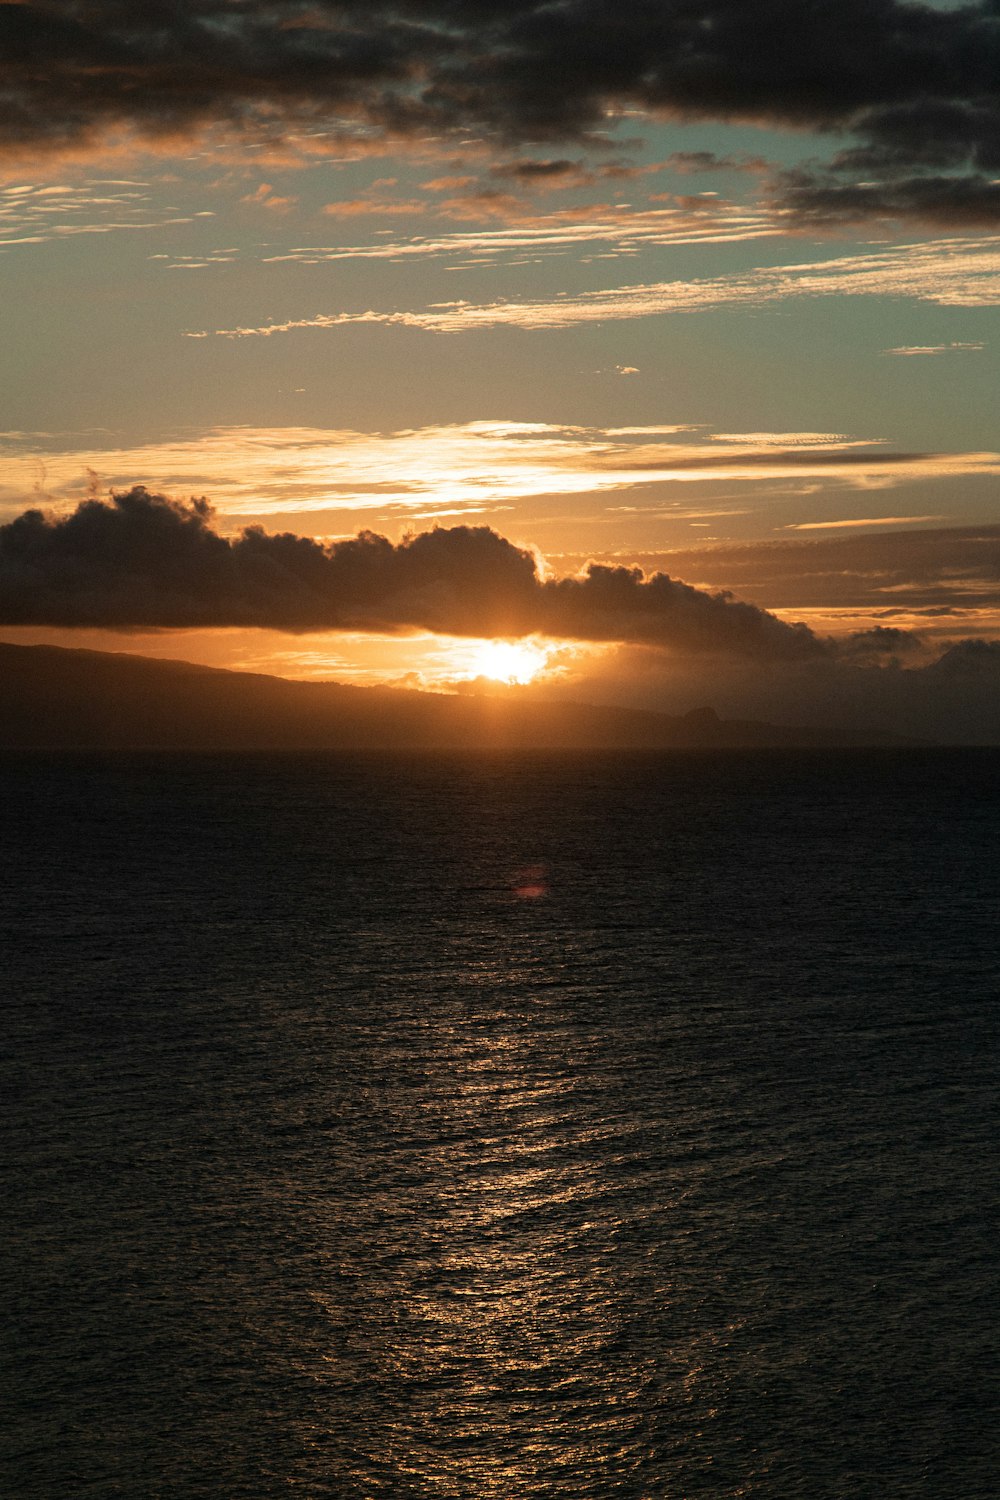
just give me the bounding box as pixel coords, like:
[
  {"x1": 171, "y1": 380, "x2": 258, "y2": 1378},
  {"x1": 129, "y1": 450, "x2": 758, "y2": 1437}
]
[{"x1": 2, "y1": 750, "x2": 998, "y2": 1498}]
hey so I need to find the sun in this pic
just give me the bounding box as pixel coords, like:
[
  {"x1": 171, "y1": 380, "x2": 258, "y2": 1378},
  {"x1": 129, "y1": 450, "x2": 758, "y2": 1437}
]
[{"x1": 471, "y1": 640, "x2": 549, "y2": 685}]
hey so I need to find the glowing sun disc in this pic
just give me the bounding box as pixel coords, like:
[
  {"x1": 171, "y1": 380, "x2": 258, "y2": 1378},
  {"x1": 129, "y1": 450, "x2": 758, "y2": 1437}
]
[{"x1": 472, "y1": 640, "x2": 548, "y2": 684}]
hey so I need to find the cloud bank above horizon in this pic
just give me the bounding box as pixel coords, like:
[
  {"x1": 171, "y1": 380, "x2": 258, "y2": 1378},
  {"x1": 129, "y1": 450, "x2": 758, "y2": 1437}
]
[
  {"x1": 5, "y1": 487, "x2": 1000, "y2": 742},
  {"x1": 0, "y1": 487, "x2": 823, "y2": 658}
]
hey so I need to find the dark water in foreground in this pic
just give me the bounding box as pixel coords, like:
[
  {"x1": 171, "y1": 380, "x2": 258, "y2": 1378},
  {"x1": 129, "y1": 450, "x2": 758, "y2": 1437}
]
[{"x1": 2, "y1": 750, "x2": 998, "y2": 1499}]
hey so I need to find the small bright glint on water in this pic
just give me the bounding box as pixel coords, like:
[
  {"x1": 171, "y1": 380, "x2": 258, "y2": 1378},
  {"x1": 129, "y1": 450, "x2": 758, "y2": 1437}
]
[{"x1": 471, "y1": 640, "x2": 549, "y2": 684}]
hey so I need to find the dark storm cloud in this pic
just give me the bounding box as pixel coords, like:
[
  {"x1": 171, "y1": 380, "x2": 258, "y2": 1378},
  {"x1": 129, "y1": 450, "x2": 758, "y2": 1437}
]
[
  {"x1": 489, "y1": 158, "x2": 583, "y2": 182},
  {"x1": 778, "y1": 170, "x2": 1000, "y2": 228},
  {"x1": 4, "y1": 2, "x2": 1000, "y2": 223},
  {"x1": 830, "y1": 100, "x2": 1000, "y2": 175},
  {"x1": 838, "y1": 625, "x2": 928, "y2": 664},
  {"x1": 0, "y1": 487, "x2": 822, "y2": 658},
  {"x1": 540, "y1": 561, "x2": 820, "y2": 657},
  {"x1": 664, "y1": 151, "x2": 769, "y2": 175},
  {"x1": 925, "y1": 636, "x2": 1000, "y2": 680}
]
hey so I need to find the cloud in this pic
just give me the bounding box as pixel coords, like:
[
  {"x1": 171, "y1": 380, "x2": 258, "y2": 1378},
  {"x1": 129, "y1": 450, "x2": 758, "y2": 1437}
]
[
  {"x1": 196, "y1": 236, "x2": 1000, "y2": 336},
  {"x1": 0, "y1": 487, "x2": 822, "y2": 658},
  {"x1": 883, "y1": 341, "x2": 984, "y2": 356},
  {"x1": 4, "y1": 3, "x2": 1000, "y2": 226},
  {"x1": 837, "y1": 625, "x2": 929, "y2": 664},
  {"x1": 304, "y1": 152, "x2": 773, "y2": 229},
  {"x1": 782, "y1": 515, "x2": 943, "y2": 530},
  {"x1": 489, "y1": 157, "x2": 584, "y2": 183},
  {"x1": 253, "y1": 199, "x2": 779, "y2": 268},
  {"x1": 0, "y1": 178, "x2": 203, "y2": 248},
  {"x1": 4, "y1": 421, "x2": 998, "y2": 524},
  {"x1": 599, "y1": 525, "x2": 1000, "y2": 611},
  {"x1": 240, "y1": 182, "x2": 298, "y2": 212},
  {"x1": 776, "y1": 171, "x2": 1000, "y2": 229},
  {"x1": 663, "y1": 151, "x2": 770, "y2": 176},
  {"x1": 540, "y1": 631, "x2": 1000, "y2": 743},
  {"x1": 321, "y1": 196, "x2": 430, "y2": 217},
  {"x1": 6, "y1": 490, "x2": 999, "y2": 741},
  {"x1": 470, "y1": 153, "x2": 712, "y2": 191}
]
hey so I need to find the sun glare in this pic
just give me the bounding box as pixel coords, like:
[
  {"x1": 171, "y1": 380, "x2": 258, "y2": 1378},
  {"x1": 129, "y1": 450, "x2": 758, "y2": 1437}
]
[{"x1": 471, "y1": 640, "x2": 549, "y2": 685}]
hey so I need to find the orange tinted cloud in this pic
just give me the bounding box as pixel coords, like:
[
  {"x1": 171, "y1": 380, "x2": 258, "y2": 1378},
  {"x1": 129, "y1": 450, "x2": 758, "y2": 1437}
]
[{"x1": 5, "y1": 421, "x2": 999, "y2": 525}]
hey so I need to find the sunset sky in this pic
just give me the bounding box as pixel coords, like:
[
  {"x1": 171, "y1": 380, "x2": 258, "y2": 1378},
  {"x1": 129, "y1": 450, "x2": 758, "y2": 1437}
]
[{"x1": 2, "y1": 0, "x2": 1000, "y2": 735}]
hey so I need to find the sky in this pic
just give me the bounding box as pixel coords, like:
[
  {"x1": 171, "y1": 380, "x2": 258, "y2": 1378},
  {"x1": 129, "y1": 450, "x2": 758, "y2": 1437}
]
[{"x1": 2, "y1": 0, "x2": 1000, "y2": 738}]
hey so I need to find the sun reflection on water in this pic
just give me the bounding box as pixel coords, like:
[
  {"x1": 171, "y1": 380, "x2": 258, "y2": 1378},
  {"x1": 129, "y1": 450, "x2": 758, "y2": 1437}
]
[
  {"x1": 361, "y1": 1014, "x2": 658, "y2": 1496},
  {"x1": 297, "y1": 975, "x2": 669, "y2": 1497}
]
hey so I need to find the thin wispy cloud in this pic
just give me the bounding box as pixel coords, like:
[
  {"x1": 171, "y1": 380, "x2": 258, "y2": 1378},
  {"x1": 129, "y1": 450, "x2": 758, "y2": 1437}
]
[
  {"x1": 159, "y1": 252, "x2": 240, "y2": 271},
  {"x1": 882, "y1": 341, "x2": 985, "y2": 356},
  {"x1": 783, "y1": 516, "x2": 944, "y2": 530},
  {"x1": 4, "y1": 422, "x2": 999, "y2": 524},
  {"x1": 194, "y1": 237, "x2": 1000, "y2": 338},
  {"x1": 255, "y1": 201, "x2": 779, "y2": 270},
  {"x1": 0, "y1": 180, "x2": 208, "y2": 248},
  {"x1": 710, "y1": 433, "x2": 861, "y2": 448},
  {"x1": 599, "y1": 526, "x2": 1000, "y2": 613}
]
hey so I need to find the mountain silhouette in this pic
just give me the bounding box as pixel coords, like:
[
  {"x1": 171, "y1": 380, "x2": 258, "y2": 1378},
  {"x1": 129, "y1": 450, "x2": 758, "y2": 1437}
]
[{"x1": 0, "y1": 642, "x2": 906, "y2": 750}]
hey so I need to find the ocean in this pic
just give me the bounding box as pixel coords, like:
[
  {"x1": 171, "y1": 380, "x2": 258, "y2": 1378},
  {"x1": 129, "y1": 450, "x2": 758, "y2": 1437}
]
[{"x1": 2, "y1": 750, "x2": 998, "y2": 1498}]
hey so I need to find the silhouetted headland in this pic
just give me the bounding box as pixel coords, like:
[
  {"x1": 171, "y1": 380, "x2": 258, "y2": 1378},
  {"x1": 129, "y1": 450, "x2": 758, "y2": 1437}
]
[{"x1": 0, "y1": 642, "x2": 913, "y2": 750}]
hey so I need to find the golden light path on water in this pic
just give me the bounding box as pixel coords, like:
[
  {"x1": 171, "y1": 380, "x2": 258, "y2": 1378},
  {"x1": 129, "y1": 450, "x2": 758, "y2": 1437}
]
[
  {"x1": 303, "y1": 960, "x2": 667, "y2": 1495},
  {"x1": 5, "y1": 754, "x2": 996, "y2": 1495}
]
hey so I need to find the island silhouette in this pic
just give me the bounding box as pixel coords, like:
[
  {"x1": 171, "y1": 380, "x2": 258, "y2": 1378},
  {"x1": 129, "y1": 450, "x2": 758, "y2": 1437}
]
[{"x1": 0, "y1": 642, "x2": 912, "y2": 750}]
